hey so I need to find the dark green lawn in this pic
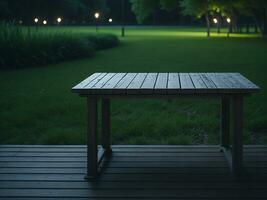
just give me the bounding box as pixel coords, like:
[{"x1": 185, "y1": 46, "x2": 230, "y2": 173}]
[{"x1": 0, "y1": 26, "x2": 266, "y2": 145}]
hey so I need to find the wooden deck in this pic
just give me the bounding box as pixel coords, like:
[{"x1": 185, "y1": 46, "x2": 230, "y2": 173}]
[{"x1": 0, "y1": 145, "x2": 267, "y2": 199}]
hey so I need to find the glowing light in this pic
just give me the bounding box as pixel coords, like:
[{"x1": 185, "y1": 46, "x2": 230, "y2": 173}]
[
  {"x1": 43, "y1": 20, "x2": 47, "y2": 25},
  {"x1": 57, "y1": 17, "x2": 62, "y2": 23},
  {"x1": 34, "y1": 18, "x2": 39, "y2": 23},
  {"x1": 94, "y1": 12, "x2": 100, "y2": 19},
  {"x1": 109, "y1": 18, "x2": 113, "y2": 23},
  {"x1": 213, "y1": 18, "x2": 218, "y2": 24},
  {"x1": 227, "y1": 17, "x2": 231, "y2": 23}
]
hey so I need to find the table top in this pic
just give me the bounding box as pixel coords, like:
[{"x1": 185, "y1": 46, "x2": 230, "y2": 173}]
[{"x1": 72, "y1": 73, "x2": 260, "y2": 95}]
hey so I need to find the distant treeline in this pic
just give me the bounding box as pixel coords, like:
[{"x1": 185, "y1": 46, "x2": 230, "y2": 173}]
[{"x1": 0, "y1": 0, "x2": 266, "y2": 35}]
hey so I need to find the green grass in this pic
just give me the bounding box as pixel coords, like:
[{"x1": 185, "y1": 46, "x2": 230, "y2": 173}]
[{"x1": 0, "y1": 26, "x2": 267, "y2": 145}]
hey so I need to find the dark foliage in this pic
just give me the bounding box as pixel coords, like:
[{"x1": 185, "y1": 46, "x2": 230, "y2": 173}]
[
  {"x1": 87, "y1": 34, "x2": 120, "y2": 50},
  {"x1": 0, "y1": 23, "x2": 119, "y2": 69}
]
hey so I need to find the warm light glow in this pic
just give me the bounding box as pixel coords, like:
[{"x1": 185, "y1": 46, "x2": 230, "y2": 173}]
[
  {"x1": 94, "y1": 12, "x2": 100, "y2": 19},
  {"x1": 109, "y1": 18, "x2": 113, "y2": 23},
  {"x1": 213, "y1": 18, "x2": 218, "y2": 24},
  {"x1": 43, "y1": 20, "x2": 47, "y2": 25},
  {"x1": 57, "y1": 17, "x2": 62, "y2": 23},
  {"x1": 227, "y1": 17, "x2": 231, "y2": 23},
  {"x1": 34, "y1": 18, "x2": 39, "y2": 23}
]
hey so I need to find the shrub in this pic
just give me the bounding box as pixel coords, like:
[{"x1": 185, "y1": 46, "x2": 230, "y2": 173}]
[
  {"x1": 0, "y1": 23, "x2": 119, "y2": 69},
  {"x1": 87, "y1": 34, "x2": 120, "y2": 50}
]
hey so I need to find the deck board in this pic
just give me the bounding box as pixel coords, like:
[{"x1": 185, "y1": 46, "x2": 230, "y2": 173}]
[{"x1": 0, "y1": 145, "x2": 267, "y2": 199}]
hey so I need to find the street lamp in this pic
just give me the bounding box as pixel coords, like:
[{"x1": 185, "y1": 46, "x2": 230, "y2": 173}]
[
  {"x1": 94, "y1": 12, "x2": 100, "y2": 33},
  {"x1": 226, "y1": 17, "x2": 231, "y2": 38},
  {"x1": 43, "y1": 20, "x2": 47, "y2": 25},
  {"x1": 213, "y1": 18, "x2": 218, "y2": 24},
  {"x1": 94, "y1": 12, "x2": 100, "y2": 19},
  {"x1": 57, "y1": 17, "x2": 62, "y2": 23},
  {"x1": 57, "y1": 17, "x2": 62, "y2": 25},
  {"x1": 109, "y1": 18, "x2": 113, "y2": 23},
  {"x1": 34, "y1": 18, "x2": 39, "y2": 31}
]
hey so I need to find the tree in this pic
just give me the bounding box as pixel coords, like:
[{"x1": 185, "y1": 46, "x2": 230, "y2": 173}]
[
  {"x1": 242, "y1": 0, "x2": 267, "y2": 35},
  {"x1": 180, "y1": 0, "x2": 211, "y2": 37},
  {"x1": 130, "y1": 0, "x2": 159, "y2": 24},
  {"x1": 0, "y1": 0, "x2": 10, "y2": 20},
  {"x1": 0, "y1": 0, "x2": 102, "y2": 24},
  {"x1": 160, "y1": 0, "x2": 179, "y2": 11}
]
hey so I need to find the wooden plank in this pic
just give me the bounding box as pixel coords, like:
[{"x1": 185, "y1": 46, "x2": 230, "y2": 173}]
[
  {"x1": 101, "y1": 99, "x2": 112, "y2": 154},
  {"x1": 2, "y1": 145, "x2": 265, "y2": 149},
  {"x1": 232, "y1": 96, "x2": 243, "y2": 176},
  {"x1": 1, "y1": 188, "x2": 267, "y2": 199},
  {"x1": 2, "y1": 180, "x2": 267, "y2": 190},
  {"x1": 0, "y1": 151, "x2": 225, "y2": 157},
  {"x1": 141, "y1": 73, "x2": 158, "y2": 93},
  {"x1": 205, "y1": 73, "x2": 229, "y2": 89},
  {"x1": 72, "y1": 73, "x2": 102, "y2": 90},
  {"x1": 86, "y1": 97, "x2": 98, "y2": 178},
  {"x1": 8, "y1": 145, "x2": 267, "y2": 149},
  {"x1": 114, "y1": 73, "x2": 137, "y2": 90},
  {"x1": 221, "y1": 98, "x2": 230, "y2": 148},
  {"x1": 0, "y1": 167, "x2": 230, "y2": 174},
  {"x1": 127, "y1": 73, "x2": 147, "y2": 93},
  {"x1": 89, "y1": 73, "x2": 116, "y2": 89},
  {"x1": 0, "y1": 146, "x2": 266, "y2": 153},
  {"x1": 200, "y1": 73, "x2": 217, "y2": 89},
  {"x1": 179, "y1": 73, "x2": 195, "y2": 91},
  {"x1": 189, "y1": 73, "x2": 207, "y2": 91},
  {"x1": 216, "y1": 73, "x2": 240, "y2": 89},
  {"x1": 101, "y1": 73, "x2": 126, "y2": 89},
  {"x1": 0, "y1": 156, "x2": 227, "y2": 162},
  {"x1": 167, "y1": 73, "x2": 180, "y2": 93},
  {"x1": 1, "y1": 188, "x2": 267, "y2": 198},
  {"x1": 231, "y1": 73, "x2": 260, "y2": 89},
  {"x1": 2, "y1": 173, "x2": 267, "y2": 182},
  {"x1": 154, "y1": 73, "x2": 168, "y2": 93},
  {"x1": 78, "y1": 73, "x2": 107, "y2": 90}
]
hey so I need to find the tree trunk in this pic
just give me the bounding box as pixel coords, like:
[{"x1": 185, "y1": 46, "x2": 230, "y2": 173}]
[
  {"x1": 205, "y1": 12, "x2": 210, "y2": 37},
  {"x1": 263, "y1": 8, "x2": 267, "y2": 35},
  {"x1": 229, "y1": 25, "x2": 233, "y2": 33},
  {"x1": 251, "y1": 9, "x2": 263, "y2": 35},
  {"x1": 246, "y1": 23, "x2": 250, "y2": 34},
  {"x1": 121, "y1": 0, "x2": 125, "y2": 37},
  {"x1": 217, "y1": 14, "x2": 221, "y2": 34},
  {"x1": 255, "y1": 25, "x2": 258, "y2": 33}
]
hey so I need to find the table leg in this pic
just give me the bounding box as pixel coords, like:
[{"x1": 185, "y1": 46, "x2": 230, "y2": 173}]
[
  {"x1": 85, "y1": 97, "x2": 98, "y2": 179},
  {"x1": 102, "y1": 98, "x2": 112, "y2": 156},
  {"x1": 221, "y1": 98, "x2": 231, "y2": 149},
  {"x1": 232, "y1": 96, "x2": 243, "y2": 176}
]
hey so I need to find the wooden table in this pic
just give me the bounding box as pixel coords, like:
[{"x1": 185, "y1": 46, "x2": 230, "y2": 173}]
[{"x1": 72, "y1": 73, "x2": 260, "y2": 179}]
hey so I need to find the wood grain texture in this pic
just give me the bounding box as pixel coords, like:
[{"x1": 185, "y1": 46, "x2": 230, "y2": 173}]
[
  {"x1": 0, "y1": 145, "x2": 267, "y2": 199},
  {"x1": 72, "y1": 73, "x2": 260, "y2": 95}
]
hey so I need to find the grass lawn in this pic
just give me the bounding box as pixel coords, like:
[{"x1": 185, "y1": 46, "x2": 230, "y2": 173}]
[{"x1": 0, "y1": 26, "x2": 267, "y2": 145}]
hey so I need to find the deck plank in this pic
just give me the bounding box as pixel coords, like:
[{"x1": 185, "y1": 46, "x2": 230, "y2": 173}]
[
  {"x1": 154, "y1": 73, "x2": 168, "y2": 93},
  {"x1": 102, "y1": 73, "x2": 127, "y2": 89},
  {"x1": 167, "y1": 73, "x2": 180, "y2": 93},
  {"x1": 127, "y1": 73, "x2": 147, "y2": 93},
  {"x1": 0, "y1": 145, "x2": 266, "y2": 200},
  {"x1": 180, "y1": 73, "x2": 195, "y2": 91},
  {"x1": 141, "y1": 73, "x2": 158, "y2": 93}
]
